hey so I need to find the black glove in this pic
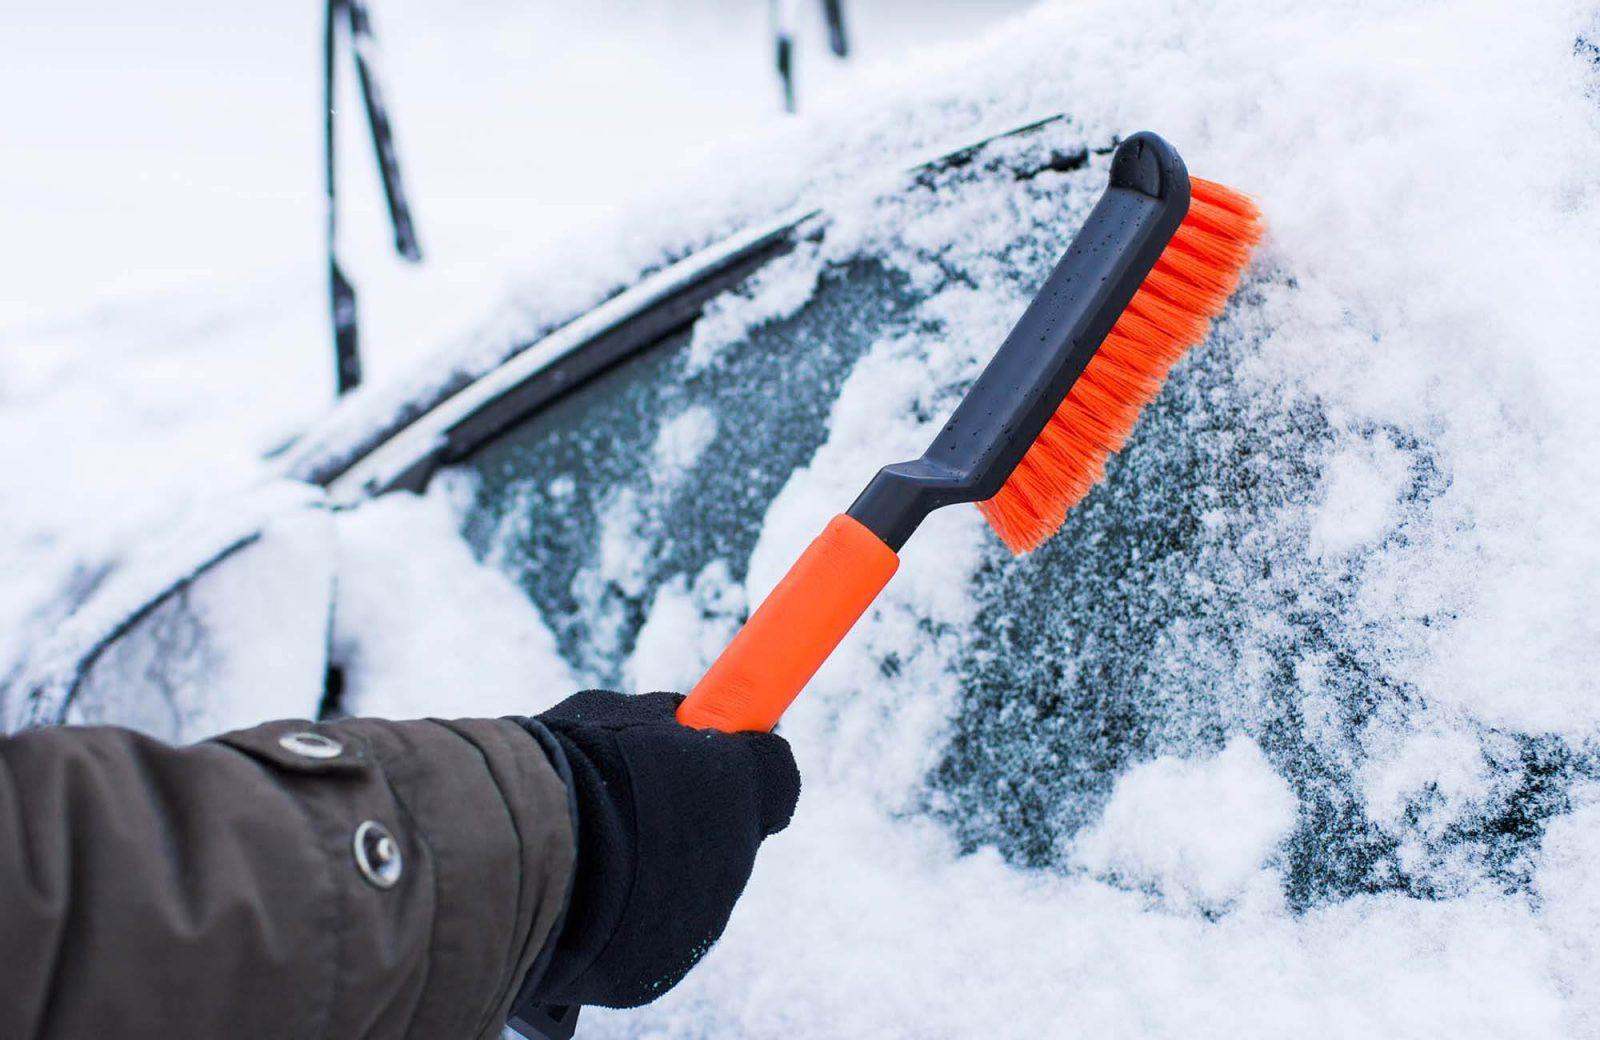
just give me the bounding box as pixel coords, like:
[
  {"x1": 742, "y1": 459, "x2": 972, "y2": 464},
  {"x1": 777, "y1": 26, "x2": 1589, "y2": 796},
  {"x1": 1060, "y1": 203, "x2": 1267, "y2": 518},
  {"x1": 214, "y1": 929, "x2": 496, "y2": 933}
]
[{"x1": 524, "y1": 690, "x2": 800, "y2": 1010}]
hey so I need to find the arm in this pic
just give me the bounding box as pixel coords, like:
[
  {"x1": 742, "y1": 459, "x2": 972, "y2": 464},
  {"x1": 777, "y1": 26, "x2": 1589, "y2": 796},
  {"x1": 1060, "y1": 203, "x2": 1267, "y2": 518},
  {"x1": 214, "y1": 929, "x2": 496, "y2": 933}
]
[{"x1": 0, "y1": 716, "x2": 574, "y2": 1040}]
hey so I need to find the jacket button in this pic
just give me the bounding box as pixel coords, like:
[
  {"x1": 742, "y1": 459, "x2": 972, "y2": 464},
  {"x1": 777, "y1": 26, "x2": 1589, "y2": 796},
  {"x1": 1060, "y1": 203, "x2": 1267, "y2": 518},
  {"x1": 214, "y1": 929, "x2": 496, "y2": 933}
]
[
  {"x1": 353, "y1": 821, "x2": 403, "y2": 889},
  {"x1": 278, "y1": 731, "x2": 343, "y2": 759}
]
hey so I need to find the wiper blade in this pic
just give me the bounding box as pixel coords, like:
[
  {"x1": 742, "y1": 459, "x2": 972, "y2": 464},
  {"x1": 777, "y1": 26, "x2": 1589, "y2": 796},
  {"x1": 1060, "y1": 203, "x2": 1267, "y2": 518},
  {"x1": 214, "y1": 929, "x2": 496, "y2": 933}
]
[{"x1": 324, "y1": 0, "x2": 424, "y2": 396}]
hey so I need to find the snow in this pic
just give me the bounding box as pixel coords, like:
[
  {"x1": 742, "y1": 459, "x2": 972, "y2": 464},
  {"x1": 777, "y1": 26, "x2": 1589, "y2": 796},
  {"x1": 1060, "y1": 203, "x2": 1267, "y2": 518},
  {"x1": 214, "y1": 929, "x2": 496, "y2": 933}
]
[
  {"x1": 1308, "y1": 436, "x2": 1412, "y2": 559},
  {"x1": 629, "y1": 813, "x2": 1570, "y2": 1038},
  {"x1": 57, "y1": 498, "x2": 335, "y2": 739},
  {"x1": 1, "y1": 481, "x2": 331, "y2": 734},
  {"x1": 0, "y1": 282, "x2": 326, "y2": 697},
  {"x1": 330, "y1": 474, "x2": 578, "y2": 720},
  {"x1": 1536, "y1": 789, "x2": 1600, "y2": 1038},
  {"x1": 622, "y1": 561, "x2": 745, "y2": 695},
  {"x1": 5, "y1": 0, "x2": 1600, "y2": 1037},
  {"x1": 686, "y1": 246, "x2": 830, "y2": 373},
  {"x1": 1073, "y1": 737, "x2": 1298, "y2": 913},
  {"x1": 649, "y1": 406, "x2": 719, "y2": 480}
]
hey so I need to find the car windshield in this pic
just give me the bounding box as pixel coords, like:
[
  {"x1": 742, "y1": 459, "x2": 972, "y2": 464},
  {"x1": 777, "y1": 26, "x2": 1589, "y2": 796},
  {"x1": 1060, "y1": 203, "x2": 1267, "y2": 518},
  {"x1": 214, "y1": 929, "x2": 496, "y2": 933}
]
[
  {"x1": 457, "y1": 255, "x2": 910, "y2": 685},
  {"x1": 440, "y1": 120, "x2": 1531, "y2": 913}
]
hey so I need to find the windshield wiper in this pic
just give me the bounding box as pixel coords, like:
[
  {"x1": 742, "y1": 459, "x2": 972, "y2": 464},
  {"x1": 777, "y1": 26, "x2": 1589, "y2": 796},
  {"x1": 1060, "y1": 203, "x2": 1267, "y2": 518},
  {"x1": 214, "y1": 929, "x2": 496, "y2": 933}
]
[{"x1": 323, "y1": 0, "x2": 423, "y2": 396}]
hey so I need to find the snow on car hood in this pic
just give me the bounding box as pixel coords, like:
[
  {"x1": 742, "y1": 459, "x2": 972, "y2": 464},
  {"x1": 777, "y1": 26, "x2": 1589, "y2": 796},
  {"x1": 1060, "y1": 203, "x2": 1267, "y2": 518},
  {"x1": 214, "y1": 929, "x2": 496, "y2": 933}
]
[{"x1": 519, "y1": 0, "x2": 1599, "y2": 1036}]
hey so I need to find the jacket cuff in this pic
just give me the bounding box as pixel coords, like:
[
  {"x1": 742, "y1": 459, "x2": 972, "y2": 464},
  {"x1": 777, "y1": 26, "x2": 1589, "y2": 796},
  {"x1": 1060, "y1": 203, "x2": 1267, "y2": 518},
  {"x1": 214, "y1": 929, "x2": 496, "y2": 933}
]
[
  {"x1": 504, "y1": 718, "x2": 582, "y2": 1022},
  {"x1": 325, "y1": 716, "x2": 577, "y2": 1040}
]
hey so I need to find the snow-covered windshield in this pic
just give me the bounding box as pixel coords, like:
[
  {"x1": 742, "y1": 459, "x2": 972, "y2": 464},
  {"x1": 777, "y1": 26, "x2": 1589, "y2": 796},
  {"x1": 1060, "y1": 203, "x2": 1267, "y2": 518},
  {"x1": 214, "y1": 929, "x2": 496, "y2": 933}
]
[
  {"x1": 450, "y1": 118, "x2": 1575, "y2": 918},
  {"x1": 342, "y1": 82, "x2": 1597, "y2": 1032},
  {"x1": 456, "y1": 254, "x2": 910, "y2": 687}
]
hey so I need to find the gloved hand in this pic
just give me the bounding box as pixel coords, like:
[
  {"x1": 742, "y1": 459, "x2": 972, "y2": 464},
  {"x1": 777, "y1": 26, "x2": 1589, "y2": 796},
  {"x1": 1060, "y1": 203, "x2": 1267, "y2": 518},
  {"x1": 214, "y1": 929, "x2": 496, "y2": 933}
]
[{"x1": 524, "y1": 690, "x2": 800, "y2": 1010}]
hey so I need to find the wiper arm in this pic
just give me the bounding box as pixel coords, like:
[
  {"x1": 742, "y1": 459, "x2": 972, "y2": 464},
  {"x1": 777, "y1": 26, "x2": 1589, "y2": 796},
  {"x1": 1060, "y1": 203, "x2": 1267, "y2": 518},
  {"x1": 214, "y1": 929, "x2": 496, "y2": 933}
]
[{"x1": 324, "y1": 0, "x2": 424, "y2": 396}]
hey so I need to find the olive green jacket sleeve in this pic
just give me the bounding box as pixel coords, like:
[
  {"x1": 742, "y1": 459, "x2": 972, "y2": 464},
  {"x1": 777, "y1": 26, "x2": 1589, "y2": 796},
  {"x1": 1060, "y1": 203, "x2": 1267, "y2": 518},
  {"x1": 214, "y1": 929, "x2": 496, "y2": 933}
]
[{"x1": 0, "y1": 715, "x2": 576, "y2": 1040}]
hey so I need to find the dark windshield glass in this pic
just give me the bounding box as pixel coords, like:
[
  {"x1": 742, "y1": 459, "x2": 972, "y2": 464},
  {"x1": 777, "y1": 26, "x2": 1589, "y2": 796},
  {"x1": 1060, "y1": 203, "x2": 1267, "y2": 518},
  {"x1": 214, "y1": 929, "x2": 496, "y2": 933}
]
[
  {"x1": 450, "y1": 128, "x2": 1571, "y2": 912},
  {"x1": 459, "y1": 257, "x2": 913, "y2": 683}
]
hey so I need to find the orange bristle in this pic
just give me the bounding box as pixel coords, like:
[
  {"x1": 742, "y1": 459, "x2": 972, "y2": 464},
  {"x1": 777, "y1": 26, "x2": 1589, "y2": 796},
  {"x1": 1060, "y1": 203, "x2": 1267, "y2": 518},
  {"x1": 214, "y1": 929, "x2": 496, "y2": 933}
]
[{"x1": 976, "y1": 177, "x2": 1264, "y2": 554}]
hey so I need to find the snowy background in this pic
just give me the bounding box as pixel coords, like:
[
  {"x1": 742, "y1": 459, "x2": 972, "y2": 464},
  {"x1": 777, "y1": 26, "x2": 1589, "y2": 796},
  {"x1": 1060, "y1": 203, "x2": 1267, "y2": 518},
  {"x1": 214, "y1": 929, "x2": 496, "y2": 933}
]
[
  {"x1": 6, "y1": 1, "x2": 1600, "y2": 1038},
  {"x1": 0, "y1": 0, "x2": 1027, "y2": 693}
]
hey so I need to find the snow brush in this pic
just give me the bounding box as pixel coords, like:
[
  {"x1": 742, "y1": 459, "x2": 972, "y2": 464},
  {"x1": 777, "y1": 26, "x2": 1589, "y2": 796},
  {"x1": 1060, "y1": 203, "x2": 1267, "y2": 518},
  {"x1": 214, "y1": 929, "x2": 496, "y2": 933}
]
[{"x1": 678, "y1": 132, "x2": 1262, "y2": 733}]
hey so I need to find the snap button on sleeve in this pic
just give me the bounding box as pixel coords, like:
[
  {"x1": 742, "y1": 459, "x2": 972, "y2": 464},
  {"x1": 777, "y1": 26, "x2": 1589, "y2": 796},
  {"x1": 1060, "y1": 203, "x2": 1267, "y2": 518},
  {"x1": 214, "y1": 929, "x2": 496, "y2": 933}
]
[
  {"x1": 353, "y1": 820, "x2": 403, "y2": 889},
  {"x1": 278, "y1": 732, "x2": 344, "y2": 760}
]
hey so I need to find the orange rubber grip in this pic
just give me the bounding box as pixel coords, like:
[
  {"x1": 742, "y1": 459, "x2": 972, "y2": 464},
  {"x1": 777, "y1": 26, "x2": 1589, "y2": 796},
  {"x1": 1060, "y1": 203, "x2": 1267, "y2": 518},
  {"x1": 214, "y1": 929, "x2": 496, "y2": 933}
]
[{"x1": 677, "y1": 514, "x2": 899, "y2": 732}]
